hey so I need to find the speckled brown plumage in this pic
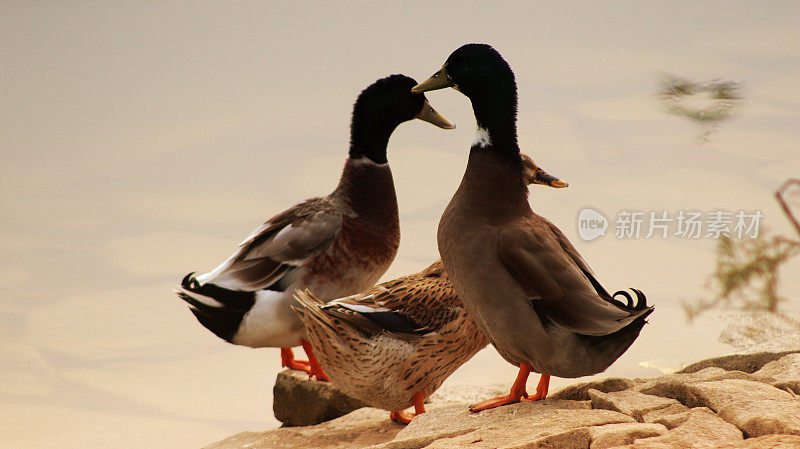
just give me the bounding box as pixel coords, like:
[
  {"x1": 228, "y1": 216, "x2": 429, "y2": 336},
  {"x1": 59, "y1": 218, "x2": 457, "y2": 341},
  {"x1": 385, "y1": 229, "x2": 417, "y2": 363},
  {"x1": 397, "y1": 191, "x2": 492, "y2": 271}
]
[{"x1": 293, "y1": 260, "x2": 488, "y2": 413}]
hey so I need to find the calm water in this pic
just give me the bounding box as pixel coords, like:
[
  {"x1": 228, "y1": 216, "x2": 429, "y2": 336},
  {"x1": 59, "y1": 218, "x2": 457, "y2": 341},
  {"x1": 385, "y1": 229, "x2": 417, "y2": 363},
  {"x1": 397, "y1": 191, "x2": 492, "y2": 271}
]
[{"x1": 2, "y1": 2, "x2": 798, "y2": 448}]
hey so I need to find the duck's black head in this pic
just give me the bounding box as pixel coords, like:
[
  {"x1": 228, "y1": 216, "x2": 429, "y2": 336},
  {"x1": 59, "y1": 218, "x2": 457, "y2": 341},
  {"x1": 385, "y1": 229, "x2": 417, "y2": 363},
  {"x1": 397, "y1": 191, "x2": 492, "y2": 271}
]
[
  {"x1": 413, "y1": 44, "x2": 519, "y2": 151},
  {"x1": 350, "y1": 74, "x2": 454, "y2": 164}
]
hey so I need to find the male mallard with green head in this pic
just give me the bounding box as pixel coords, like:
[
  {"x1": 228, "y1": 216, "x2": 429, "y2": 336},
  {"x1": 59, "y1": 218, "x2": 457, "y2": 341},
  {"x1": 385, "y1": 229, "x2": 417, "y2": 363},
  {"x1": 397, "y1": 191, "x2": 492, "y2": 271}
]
[
  {"x1": 293, "y1": 155, "x2": 567, "y2": 423},
  {"x1": 177, "y1": 75, "x2": 454, "y2": 380},
  {"x1": 412, "y1": 44, "x2": 653, "y2": 411}
]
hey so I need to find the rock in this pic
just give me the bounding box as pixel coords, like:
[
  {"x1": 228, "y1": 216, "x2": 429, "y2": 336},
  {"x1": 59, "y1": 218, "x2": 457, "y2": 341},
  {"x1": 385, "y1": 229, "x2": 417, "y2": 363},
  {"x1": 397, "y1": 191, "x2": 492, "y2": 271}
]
[
  {"x1": 370, "y1": 400, "x2": 627, "y2": 449},
  {"x1": 641, "y1": 372, "x2": 800, "y2": 437},
  {"x1": 588, "y1": 388, "x2": 682, "y2": 422},
  {"x1": 632, "y1": 407, "x2": 743, "y2": 448},
  {"x1": 677, "y1": 350, "x2": 799, "y2": 375},
  {"x1": 718, "y1": 434, "x2": 800, "y2": 448},
  {"x1": 550, "y1": 377, "x2": 640, "y2": 401},
  {"x1": 753, "y1": 353, "x2": 800, "y2": 394},
  {"x1": 639, "y1": 403, "x2": 690, "y2": 424},
  {"x1": 273, "y1": 369, "x2": 369, "y2": 427},
  {"x1": 429, "y1": 384, "x2": 509, "y2": 404},
  {"x1": 206, "y1": 407, "x2": 400, "y2": 449},
  {"x1": 588, "y1": 422, "x2": 668, "y2": 449},
  {"x1": 649, "y1": 406, "x2": 715, "y2": 429},
  {"x1": 688, "y1": 379, "x2": 800, "y2": 437},
  {"x1": 637, "y1": 367, "x2": 756, "y2": 408},
  {"x1": 414, "y1": 426, "x2": 595, "y2": 449},
  {"x1": 205, "y1": 352, "x2": 800, "y2": 448}
]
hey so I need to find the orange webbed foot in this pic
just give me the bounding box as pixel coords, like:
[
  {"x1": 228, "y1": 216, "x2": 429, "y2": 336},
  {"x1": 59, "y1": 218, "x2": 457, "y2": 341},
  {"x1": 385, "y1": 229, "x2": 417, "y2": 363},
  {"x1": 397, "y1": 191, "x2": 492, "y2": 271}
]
[
  {"x1": 280, "y1": 347, "x2": 312, "y2": 372},
  {"x1": 301, "y1": 339, "x2": 331, "y2": 382},
  {"x1": 469, "y1": 363, "x2": 533, "y2": 413},
  {"x1": 469, "y1": 393, "x2": 525, "y2": 412},
  {"x1": 390, "y1": 392, "x2": 426, "y2": 425},
  {"x1": 308, "y1": 363, "x2": 331, "y2": 382},
  {"x1": 390, "y1": 410, "x2": 415, "y2": 424}
]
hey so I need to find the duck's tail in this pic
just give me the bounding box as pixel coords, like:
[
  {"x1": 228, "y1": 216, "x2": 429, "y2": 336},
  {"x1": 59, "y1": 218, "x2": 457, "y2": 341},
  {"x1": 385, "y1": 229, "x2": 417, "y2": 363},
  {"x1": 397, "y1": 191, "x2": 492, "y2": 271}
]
[
  {"x1": 575, "y1": 289, "x2": 654, "y2": 376},
  {"x1": 176, "y1": 272, "x2": 256, "y2": 343},
  {"x1": 605, "y1": 287, "x2": 654, "y2": 332},
  {"x1": 292, "y1": 290, "x2": 339, "y2": 335}
]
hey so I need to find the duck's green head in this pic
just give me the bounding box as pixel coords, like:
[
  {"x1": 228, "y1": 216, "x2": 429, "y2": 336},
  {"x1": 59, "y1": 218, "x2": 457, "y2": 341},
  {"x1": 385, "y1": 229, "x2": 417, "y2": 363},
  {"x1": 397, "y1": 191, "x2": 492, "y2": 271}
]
[
  {"x1": 413, "y1": 44, "x2": 518, "y2": 150},
  {"x1": 350, "y1": 74, "x2": 455, "y2": 163},
  {"x1": 411, "y1": 44, "x2": 515, "y2": 100}
]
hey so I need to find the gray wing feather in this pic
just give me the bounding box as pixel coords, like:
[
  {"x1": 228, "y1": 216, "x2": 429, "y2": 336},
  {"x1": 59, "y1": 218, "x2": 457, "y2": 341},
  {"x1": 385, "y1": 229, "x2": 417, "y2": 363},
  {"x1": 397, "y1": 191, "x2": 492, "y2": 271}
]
[
  {"x1": 202, "y1": 200, "x2": 344, "y2": 291},
  {"x1": 497, "y1": 227, "x2": 636, "y2": 336}
]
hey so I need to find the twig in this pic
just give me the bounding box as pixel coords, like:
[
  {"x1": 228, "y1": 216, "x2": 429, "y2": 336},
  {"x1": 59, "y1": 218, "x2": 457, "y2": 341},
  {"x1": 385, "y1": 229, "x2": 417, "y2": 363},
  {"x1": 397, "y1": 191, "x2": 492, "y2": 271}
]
[{"x1": 776, "y1": 179, "x2": 800, "y2": 238}]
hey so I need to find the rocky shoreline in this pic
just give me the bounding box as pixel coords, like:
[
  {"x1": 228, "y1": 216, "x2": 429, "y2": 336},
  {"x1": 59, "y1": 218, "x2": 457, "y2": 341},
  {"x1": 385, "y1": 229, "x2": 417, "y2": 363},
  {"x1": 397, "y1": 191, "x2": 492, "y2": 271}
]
[{"x1": 207, "y1": 350, "x2": 800, "y2": 449}]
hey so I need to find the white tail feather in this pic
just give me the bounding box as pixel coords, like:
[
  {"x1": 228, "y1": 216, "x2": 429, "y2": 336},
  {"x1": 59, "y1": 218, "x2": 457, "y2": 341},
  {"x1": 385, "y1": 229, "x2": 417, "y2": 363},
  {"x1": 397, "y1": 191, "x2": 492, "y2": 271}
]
[{"x1": 175, "y1": 286, "x2": 225, "y2": 308}]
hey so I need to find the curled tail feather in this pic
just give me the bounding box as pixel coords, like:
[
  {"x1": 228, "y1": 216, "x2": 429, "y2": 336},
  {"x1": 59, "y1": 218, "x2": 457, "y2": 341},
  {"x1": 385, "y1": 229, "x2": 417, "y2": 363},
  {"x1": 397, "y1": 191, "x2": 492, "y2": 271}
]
[{"x1": 610, "y1": 288, "x2": 648, "y2": 311}]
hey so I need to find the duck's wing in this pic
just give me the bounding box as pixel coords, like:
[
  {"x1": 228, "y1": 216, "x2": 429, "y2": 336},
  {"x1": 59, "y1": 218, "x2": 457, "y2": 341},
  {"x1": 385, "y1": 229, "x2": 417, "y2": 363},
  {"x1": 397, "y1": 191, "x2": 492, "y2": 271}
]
[
  {"x1": 199, "y1": 197, "x2": 345, "y2": 290},
  {"x1": 540, "y1": 218, "x2": 618, "y2": 299},
  {"x1": 318, "y1": 262, "x2": 460, "y2": 340},
  {"x1": 496, "y1": 222, "x2": 651, "y2": 337}
]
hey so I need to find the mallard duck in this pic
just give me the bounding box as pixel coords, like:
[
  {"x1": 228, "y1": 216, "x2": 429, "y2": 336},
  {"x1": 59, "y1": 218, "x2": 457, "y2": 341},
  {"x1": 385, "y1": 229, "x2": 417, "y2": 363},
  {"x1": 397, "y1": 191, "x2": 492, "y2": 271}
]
[
  {"x1": 412, "y1": 44, "x2": 653, "y2": 411},
  {"x1": 292, "y1": 154, "x2": 567, "y2": 423},
  {"x1": 176, "y1": 75, "x2": 455, "y2": 380}
]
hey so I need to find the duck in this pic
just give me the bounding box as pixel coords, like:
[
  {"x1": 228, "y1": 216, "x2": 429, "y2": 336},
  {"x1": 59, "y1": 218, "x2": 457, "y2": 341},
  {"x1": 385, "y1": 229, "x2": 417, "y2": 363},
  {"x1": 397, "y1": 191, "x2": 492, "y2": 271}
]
[
  {"x1": 412, "y1": 43, "x2": 654, "y2": 411},
  {"x1": 292, "y1": 154, "x2": 567, "y2": 423},
  {"x1": 176, "y1": 74, "x2": 455, "y2": 380}
]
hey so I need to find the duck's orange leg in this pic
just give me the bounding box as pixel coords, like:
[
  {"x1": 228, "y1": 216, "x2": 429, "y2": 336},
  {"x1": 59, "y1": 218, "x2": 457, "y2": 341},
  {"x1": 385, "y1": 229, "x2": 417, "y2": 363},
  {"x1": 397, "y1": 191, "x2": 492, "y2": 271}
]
[
  {"x1": 469, "y1": 362, "x2": 532, "y2": 412},
  {"x1": 280, "y1": 347, "x2": 311, "y2": 372},
  {"x1": 390, "y1": 391, "x2": 426, "y2": 424},
  {"x1": 301, "y1": 339, "x2": 331, "y2": 382},
  {"x1": 522, "y1": 373, "x2": 550, "y2": 402}
]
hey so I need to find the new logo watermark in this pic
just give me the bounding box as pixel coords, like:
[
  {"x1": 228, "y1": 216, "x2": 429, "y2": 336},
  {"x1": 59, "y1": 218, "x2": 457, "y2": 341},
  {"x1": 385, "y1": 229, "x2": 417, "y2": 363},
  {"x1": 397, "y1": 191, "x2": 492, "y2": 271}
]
[
  {"x1": 576, "y1": 208, "x2": 763, "y2": 241},
  {"x1": 577, "y1": 207, "x2": 609, "y2": 241}
]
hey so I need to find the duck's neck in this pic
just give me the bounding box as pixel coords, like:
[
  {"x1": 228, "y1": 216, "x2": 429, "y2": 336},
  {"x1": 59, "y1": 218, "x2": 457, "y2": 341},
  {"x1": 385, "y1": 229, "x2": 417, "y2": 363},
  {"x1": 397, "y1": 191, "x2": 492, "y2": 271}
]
[
  {"x1": 453, "y1": 80, "x2": 529, "y2": 219},
  {"x1": 451, "y1": 147, "x2": 531, "y2": 223},
  {"x1": 468, "y1": 81, "x2": 519, "y2": 154},
  {"x1": 348, "y1": 120, "x2": 395, "y2": 164},
  {"x1": 333, "y1": 157, "x2": 399, "y2": 223}
]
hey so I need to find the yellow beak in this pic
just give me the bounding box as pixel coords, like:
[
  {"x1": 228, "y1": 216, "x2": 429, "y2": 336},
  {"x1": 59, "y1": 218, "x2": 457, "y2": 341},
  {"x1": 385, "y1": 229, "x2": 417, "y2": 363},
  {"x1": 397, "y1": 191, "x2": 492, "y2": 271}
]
[
  {"x1": 411, "y1": 66, "x2": 453, "y2": 93},
  {"x1": 415, "y1": 100, "x2": 456, "y2": 129}
]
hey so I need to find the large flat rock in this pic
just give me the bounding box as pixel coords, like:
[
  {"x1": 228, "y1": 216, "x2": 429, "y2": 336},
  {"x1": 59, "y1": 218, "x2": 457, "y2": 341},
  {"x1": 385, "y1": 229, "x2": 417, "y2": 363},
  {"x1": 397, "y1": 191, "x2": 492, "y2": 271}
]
[
  {"x1": 207, "y1": 351, "x2": 800, "y2": 449},
  {"x1": 374, "y1": 405, "x2": 634, "y2": 449},
  {"x1": 205, "y1": 408, "x2": 400, "y2": 449},
  {"x1": 372, "y1": 399, "x2": 601, "y2": 449}
]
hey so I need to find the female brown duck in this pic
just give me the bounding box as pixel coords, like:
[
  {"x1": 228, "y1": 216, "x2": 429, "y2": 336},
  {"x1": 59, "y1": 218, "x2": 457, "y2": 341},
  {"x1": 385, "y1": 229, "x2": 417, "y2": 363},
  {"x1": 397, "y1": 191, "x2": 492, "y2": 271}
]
[
  {"x1": 412, "y1": 44, "x2": 654, "y2": 411},
  {"x1": 176, "y1": 75, "x2": 454, "y2": 380}
]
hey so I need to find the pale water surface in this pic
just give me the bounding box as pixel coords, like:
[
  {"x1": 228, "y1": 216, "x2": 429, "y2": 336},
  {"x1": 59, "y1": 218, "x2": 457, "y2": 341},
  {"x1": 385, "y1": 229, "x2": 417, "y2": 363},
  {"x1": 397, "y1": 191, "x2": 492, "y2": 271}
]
[{"x1": 1, "y1": 2, "x2": 799, "y2": 448}]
